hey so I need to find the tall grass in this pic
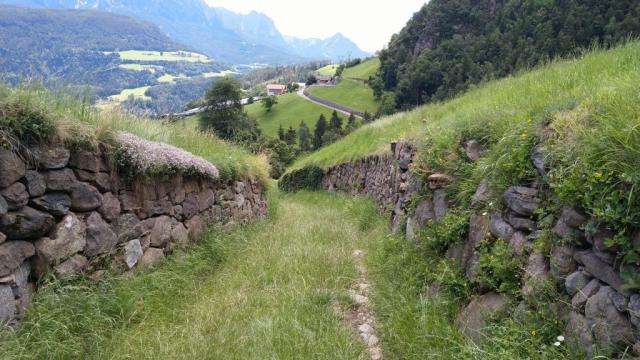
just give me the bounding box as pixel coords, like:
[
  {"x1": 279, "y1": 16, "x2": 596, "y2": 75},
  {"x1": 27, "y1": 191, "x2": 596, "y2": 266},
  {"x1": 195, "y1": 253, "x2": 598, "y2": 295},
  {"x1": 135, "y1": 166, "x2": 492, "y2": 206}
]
[
  {"x1": 0, "y1": 192, "x2": 386, "y2": 359},
  {"x1": 0, "y1": 84, "x2": 269, "y2": 184},
  {"x1": 291, "y1": 41, "x2": 640, "y2": 178}
]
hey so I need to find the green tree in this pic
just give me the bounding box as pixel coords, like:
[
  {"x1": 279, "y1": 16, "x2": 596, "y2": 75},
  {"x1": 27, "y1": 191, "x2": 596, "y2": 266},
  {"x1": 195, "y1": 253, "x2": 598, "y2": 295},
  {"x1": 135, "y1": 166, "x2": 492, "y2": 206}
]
[
  {"x1": 200, "y1": 77, "x2": 257, "y2": 140},
  {"x1": 378, "y1": 92, "x2": 397, "y2": 116},
  {"x1": 313, "y1": 114, "x2": 328, "y2": 149},
  {"x1": 335, "y1": 64, "x2": 346, "y2": 78},
  {"x1": 346, "y1": 113, "x2": 358, "y2": 133},
  {"x1": 285, "y1": 126, "x2": 297, "y2": 145},
  {"x1": 306, "y1": 75, "x2": 317, "y2": 86},
  {"x1": 363, "y1": 110, "x2": 372, "y2": 123},
  {"x1": 329, "y1": 110, "x2": 343, "y2": 133},
  {"x1": 277, "y1": 125, "x2": 285, "y2": 141},
  {"x1": 261, "y1": 96, "x2": 278, "y2": 112},
  {"x1": 298, "y1": 121, "x2": 312, "y2": 151}
]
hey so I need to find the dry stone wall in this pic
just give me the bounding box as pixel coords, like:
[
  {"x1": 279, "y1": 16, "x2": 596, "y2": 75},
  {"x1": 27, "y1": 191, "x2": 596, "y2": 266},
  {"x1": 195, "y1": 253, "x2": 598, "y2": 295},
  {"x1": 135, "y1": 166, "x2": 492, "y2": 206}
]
[
  {"x1": 321, "y1": 141, "x2": 419, "y2": 233},
  {"x1": 320, "y1": 139, "x2": 640, "y2": 357},
  {"x1": 0, "y1": 145, "x2": 267, "y2": 324}
]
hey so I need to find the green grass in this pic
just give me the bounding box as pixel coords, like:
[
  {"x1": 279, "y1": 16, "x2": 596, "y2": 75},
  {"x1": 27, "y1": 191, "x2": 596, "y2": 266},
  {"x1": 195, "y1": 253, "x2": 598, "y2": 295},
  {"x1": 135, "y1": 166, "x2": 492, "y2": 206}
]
[
  {"x1": 108, "y1": 86, "x2": 151, "y2": 101},
  {"x1": 307, "y1": 79, "x2": 380, "y2": 114},
  {"x1": 316, "y1": 64, "x2": 338, "y2": 76},
  {"x1": 157, "y1": 74, "x2": 188, "y2": 83},
  {"x1": 343, "y1": 58, "x2": 380, "y2": 80},
  {"x1": 0, "y1": 190, "x2": 585, "y2": 359},
  {"x1": 118, "y1": 64, "x2": 163, "y2": 73},
  {"x1": 291, "y1": 41, "x2": 640, "y2": 180},
  {"x1": 0, "y1": 191, "x2": 387, "y2": 359},
  {"x1": 112, "y1": 50, "x2": 211, "y2": 63},
  {"x1": 203, "y1": 70, "x2": 238, "y2": 78},
  {"x1": 0, "y1": 85, "x2": 269, "y2": 184},
  {"x1": 246, "y1": 93, "x2": 341, "y2": 138}
]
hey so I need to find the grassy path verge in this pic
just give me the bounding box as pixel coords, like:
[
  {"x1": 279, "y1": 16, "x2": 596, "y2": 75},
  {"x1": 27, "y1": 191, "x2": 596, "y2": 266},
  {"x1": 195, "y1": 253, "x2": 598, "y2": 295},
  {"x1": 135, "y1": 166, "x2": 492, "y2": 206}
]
[{"x1": 0, "y1": 192, "x2": 389, "y2": 359}]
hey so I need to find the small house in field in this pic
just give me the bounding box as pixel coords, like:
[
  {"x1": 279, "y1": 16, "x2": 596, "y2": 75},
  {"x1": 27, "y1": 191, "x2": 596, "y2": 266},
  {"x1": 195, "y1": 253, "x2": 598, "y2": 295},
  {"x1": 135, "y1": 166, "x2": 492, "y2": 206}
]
[
  {"x1": 316, "y1": 75, "x2": 333, "y2": 85},
  {"x1": 266, "y1": 84, "x2": 287, "y2": 96}
]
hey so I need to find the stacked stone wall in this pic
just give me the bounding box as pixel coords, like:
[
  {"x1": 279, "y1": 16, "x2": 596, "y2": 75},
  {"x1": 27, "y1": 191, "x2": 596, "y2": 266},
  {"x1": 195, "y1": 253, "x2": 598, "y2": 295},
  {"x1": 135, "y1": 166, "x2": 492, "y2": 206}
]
[{"x1": 0, "y1": 144, "x2": 267, "y2": 324}]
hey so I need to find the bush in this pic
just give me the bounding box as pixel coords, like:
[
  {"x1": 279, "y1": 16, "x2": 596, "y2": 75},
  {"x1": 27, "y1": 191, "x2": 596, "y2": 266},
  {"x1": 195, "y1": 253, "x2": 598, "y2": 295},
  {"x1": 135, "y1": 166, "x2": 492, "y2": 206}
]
[
  {"x1": 419, "y1": 210, "x2": 469, "y2": 256},
  {"x1": 475, "y1": 239, "x2": 523, "y2": 295},
  {"x1": 279, "y1": 166, "x2": 324, "y2": 192}
]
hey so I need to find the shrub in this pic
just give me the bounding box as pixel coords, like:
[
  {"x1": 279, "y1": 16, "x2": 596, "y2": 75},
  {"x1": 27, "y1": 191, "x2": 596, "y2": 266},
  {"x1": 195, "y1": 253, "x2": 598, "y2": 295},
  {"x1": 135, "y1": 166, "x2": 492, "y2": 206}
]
[
  {"x1": 279, "y1": 165, "x2": 324, "y2": 192},
  {"x1": 419, "y1": 210, "x2": 469, "y2": 256},
  {"x1": 475, "y1": 239, "x2": 523, "y2": 295}
]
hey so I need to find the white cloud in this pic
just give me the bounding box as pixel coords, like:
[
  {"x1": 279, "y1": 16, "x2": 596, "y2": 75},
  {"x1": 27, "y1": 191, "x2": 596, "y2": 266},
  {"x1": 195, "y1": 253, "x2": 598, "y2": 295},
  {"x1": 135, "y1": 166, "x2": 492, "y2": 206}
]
[{"x1": 204, "y1": 0, "x2": 426, "y2": 53}]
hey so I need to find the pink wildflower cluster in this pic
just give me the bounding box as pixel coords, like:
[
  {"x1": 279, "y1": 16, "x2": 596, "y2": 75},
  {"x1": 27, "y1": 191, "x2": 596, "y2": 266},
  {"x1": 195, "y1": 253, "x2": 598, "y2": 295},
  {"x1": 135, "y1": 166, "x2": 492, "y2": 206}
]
[{"x1": 117, "y1": 132, "x2": 219, "y2": 179}]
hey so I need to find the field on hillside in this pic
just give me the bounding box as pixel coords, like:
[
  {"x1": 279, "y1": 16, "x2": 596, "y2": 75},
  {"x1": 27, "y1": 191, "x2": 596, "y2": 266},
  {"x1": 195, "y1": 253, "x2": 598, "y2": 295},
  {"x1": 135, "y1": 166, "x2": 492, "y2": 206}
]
[
  {"x1": 343, "y1": 58, "x2": 380, "y2": 80},
  {"x1": 291, "y1": 42, "x2": 640, "y2": 173},
  {"x1": 246, "y1": 93, "x2": 342, "y2": 138},
  {"x1": 108, "y1": 86, "x2": 151, "y2": 101},
  {"x1": 307, "y1": 79, "x2": 379, "y2": 114},
  {"x1": 114, "y1": 50, "x2": 212, "y2": 63},
  {"x1": 316, "y1": 64, "x2": 338, "y2": 76}
]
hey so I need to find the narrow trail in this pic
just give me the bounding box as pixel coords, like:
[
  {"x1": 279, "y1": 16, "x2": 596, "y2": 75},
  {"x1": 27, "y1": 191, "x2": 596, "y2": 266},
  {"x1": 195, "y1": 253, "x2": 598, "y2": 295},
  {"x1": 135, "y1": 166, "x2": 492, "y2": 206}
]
[{"x1": 75, "y1": 193, "x2": 388, "y2": 360}]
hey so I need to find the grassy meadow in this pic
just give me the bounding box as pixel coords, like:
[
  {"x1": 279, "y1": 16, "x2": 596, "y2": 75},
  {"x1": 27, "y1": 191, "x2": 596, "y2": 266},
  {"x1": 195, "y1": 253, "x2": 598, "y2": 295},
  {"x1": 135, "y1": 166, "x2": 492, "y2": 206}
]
[
  {"x1": 113, "y1": 50, "x2": 212, "y2": 63},
  {"x1": 307, "y1": 79, "x2": 380, "y2": 114},
  {"x1": 316, "y1": 64, "x2": 338, "y2": 76},
  {"x1": 343, "y1": 58, "x2": 380, "y2": 80},
  {"x1": 246, "y1": 93, "x2": 342, "y2": 138},
  {"x1": 108, "y1": 86, "x2": 151, "y2": 101}
]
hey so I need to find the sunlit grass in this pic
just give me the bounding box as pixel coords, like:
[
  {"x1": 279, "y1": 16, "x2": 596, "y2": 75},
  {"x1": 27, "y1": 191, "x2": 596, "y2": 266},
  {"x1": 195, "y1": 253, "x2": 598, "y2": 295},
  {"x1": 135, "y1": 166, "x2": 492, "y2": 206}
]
[
  {"x1": 343, "y1": 58, "x2": 380, "y2": 80},
  {"x1": 307, "y1": 79, "x2": 379, "y2": 113}
]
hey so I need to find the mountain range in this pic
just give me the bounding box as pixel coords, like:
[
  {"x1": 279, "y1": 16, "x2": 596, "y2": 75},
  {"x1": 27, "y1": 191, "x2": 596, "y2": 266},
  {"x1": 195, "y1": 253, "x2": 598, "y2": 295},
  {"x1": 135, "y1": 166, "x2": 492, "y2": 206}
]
[{"x1": 0, "y1": 0, "x2": 371, "y2": 64}]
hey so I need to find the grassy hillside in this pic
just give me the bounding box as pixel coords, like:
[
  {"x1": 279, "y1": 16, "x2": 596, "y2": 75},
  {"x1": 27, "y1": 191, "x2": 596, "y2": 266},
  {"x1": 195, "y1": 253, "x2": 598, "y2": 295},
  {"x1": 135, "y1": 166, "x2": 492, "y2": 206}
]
[
  {"x1": 0, "y1": 85, "x2": 269, "y2": 184},
  {"x1": 291, "y1": 41, "x2": 640, "y2": 175},
  {"x1": 246, "y1": 93, "x2": 342, "y2": 138},
  {"x1": 343, "y1": 58, "x2": 380, "y2": 80},
  {"x1": 306, "y1": 79, "x2": 380, "y2": 114},
  {"x1": 316, "y1": 64, "x2": 338, "y2": 76}
]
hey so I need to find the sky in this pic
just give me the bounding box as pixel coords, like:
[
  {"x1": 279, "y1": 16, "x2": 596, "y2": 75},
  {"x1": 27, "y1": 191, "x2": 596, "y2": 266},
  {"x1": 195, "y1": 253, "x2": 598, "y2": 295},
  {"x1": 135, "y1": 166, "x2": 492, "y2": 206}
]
[{"x1": 205, "y1": 0, "x2": 427, "y2": 53}]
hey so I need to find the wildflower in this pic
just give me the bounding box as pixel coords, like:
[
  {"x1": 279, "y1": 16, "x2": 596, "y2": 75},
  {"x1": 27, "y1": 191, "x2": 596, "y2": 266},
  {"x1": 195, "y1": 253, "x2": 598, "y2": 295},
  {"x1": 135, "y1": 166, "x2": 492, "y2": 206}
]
[
  {"x1": 553, "y1": 341, "x2": 561, "y2": 347},
  {"x1": 594, "y1": 171, "x2": 603, "y2": 179},
  {"x1": 482, "y1": 212, "x2": 488, "y2": 216},
  {"x1": 117, "y1": 132, "x2": 219, "y2": 179},
  {"x1": 557, "y1": 335, "x2": 564, "y2": 342}
]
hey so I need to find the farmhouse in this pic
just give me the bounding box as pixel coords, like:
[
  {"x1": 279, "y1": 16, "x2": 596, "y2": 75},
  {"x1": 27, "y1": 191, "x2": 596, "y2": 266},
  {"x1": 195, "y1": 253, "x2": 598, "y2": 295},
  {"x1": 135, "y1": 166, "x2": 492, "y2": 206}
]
[
  {"x1": 316, "y1": 75, "x2": 333, "y2": 85},
  {"x1": 266, "y1": 84, "x2": 287, "y2": 96}
]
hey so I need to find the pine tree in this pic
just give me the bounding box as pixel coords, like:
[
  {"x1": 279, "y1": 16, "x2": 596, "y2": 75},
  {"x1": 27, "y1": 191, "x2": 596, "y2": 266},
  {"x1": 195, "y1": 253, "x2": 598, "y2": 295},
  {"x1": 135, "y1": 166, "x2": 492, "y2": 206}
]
[
  {"x1": 277, "y1": 125, "x2": 285, "y2": 141},
  {"x1": 285, "y1": 126, "x2": 297, "y2": 145},
  {"x1": 298, "y1": 121, "x2": 311, "y2": 151},
  {"x1": 346, "y1": 113, "x2": 358, "y2": 133},
  {"x1": 313, "y1": 114, "x2": 328, "y2": 150},
  {"x1": 329, "y1": 110, "x2": 342, "y2": 133},
  {"x1": 363, "y1": 111, "x2": 372, "y2": 123}
]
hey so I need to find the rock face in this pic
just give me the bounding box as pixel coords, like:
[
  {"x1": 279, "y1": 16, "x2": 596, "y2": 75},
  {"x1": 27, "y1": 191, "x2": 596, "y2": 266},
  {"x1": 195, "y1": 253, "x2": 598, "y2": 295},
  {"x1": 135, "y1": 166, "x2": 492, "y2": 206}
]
[
  {"x1": 489, "y1": 213, "x2": 514, "y2": 240},
  {"x1": 0, "y1": 149, "x2": 26, "y2": 188},
  {"x1": 124, "y1": 239, "x2": 143, "y2": 269},
  {"x1": 0, "y1": 241, "x2": 35, "y2": 277},
  {"x1": 0, "y1": 207, "x2": 55, "y2": 240},
  {"x1": 30, "y1": 193, "x2": 71, "y2": 217},
  {"x1": 34, "y1": 147, "x2": 70, "y2": 169},
  {"x1": 70, "y1": 182, "x2": 103, "y2": 212},
  {"x1": 84, "y1": 212, "x2": 117, "y2": 257},
  {"x1": 1, "y1": 182, "x2": 29, "y2": 210},
  {"x1": 584, "y1": 286, "x2": 634, "y2": 350},
  {"x1": 455, "y1": 292, "x2": 510, "y2": 344},
  {"x1": 574, "y1": 251, "x2": 629, "y2": 296},
  {"x1": 503, "y1": 187, "x2": 539, "y2": 216},
  {"x1": 35, "y1": 214, "x2": 86, "y2": 264}
]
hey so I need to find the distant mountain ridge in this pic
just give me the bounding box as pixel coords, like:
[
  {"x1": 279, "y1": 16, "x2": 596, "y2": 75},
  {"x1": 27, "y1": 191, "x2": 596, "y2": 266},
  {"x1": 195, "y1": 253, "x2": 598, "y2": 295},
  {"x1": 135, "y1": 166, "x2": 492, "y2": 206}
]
[{"x1": 0, "y1": 0, "x2": 370, "y2": 64}]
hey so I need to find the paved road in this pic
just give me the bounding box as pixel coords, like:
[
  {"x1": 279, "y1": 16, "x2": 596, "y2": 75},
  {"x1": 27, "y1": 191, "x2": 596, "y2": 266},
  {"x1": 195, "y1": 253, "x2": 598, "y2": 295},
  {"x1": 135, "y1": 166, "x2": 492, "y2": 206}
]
[{"x1": 296, "y1": 86, "x2": 363, "y2": 119}]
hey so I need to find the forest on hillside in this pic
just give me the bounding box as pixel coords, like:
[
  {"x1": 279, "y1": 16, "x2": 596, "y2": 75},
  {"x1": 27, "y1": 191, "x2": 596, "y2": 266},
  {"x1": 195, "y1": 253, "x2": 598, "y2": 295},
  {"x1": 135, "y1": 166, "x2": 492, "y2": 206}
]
[{"x1": 376, "y1": 0, "x2": 640, "y2": 109}]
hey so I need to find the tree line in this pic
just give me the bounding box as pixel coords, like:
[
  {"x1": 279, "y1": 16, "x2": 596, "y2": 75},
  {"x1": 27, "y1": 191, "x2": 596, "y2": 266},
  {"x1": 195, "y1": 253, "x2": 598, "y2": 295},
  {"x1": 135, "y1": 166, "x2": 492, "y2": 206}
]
[{"x1": 374, "y1": 0, "x2": 640, "y2": 109}]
